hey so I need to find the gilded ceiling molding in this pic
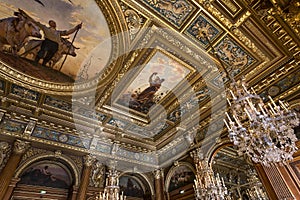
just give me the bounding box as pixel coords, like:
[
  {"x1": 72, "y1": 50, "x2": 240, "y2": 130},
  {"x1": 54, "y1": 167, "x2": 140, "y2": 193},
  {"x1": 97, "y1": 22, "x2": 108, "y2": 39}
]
[
  {"x1": 253, "y1": 60, "x2": 298, "y2": 92},
  {"x1": 118, "y1": 0, "x2": 148, "y2": 41},
  {"x1": 230, "y1": 24, "x2": 268, "y2": 66},
  {"x1": 233, "y1": 11, "x2": 251, "y2": 27},
  {"x1": 198, "y1": 0, "x2": 233, "y2": 29},
  {"x1": 278, "y1": 84, "x2": 300, "y2": 101},
  {"x1": 289, "y1": 99, "x2": 300, "y2": 109},
  {"x1": 262, "y1": 14, "x2": 300, "y2": 57},
  {"x1": 198, "y1": 1, "x2": 272, "y2": 84},
  {"x1": 205, "y1": 138, "x2": 232, "y2": 164}
]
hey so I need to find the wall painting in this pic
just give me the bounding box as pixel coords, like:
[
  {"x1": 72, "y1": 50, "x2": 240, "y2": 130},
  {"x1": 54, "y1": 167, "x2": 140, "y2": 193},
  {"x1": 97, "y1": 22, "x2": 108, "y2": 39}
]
[{"x1": 19, "y1": 161, "x2": 72, "y2": 189}]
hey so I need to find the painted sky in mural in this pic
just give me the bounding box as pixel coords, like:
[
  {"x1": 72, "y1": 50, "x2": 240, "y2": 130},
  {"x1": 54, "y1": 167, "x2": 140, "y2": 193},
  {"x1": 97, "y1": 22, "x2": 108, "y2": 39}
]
[
  {"x1": 0, "y1": 0, "x2": 111, "y2": 80},
  {"x1": 129, "y1": 52, "x2": 190, "y2": 93},
  {"x1": 116, "y1": 51, "x2": 191, "y2": 114}
]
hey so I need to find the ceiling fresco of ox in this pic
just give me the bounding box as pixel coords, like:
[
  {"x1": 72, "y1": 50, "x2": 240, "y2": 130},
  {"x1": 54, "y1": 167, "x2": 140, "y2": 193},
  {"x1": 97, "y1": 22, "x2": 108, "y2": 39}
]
[{"x1": 0, "y1": 0, "x2": 111, "y2": 82}]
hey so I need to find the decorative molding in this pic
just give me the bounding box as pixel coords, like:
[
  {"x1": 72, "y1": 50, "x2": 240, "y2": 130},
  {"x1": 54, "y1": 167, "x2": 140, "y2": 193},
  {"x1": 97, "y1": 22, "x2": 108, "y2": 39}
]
[
  {"x1": 154, "y1": 168, "x2": 163, "y2": 180},
  {"x1": 13, "y1": 140, "x2": 30, "y2": 155},
  {"x1": 83, "y1": 154, "x2": 96, "y2": 167},
  {"x1": 0, "y1": 141, "x2": 11, "y2": 173},
  {"x1": 89, "y1": 161, "x2": 105, "y2": 187}
]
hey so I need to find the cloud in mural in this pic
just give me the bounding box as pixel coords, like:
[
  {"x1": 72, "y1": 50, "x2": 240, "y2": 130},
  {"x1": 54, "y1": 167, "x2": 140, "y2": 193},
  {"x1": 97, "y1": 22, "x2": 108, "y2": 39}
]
[{"x1": 0, "y1": 0, "x2": 111, "y2": 80}]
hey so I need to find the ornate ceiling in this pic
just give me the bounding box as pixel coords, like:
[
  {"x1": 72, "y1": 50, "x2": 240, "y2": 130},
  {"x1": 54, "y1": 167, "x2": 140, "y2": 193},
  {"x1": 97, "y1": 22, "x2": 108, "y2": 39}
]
[{"x1": 0, "y1": 0, "x2": 299, "y2": 172}]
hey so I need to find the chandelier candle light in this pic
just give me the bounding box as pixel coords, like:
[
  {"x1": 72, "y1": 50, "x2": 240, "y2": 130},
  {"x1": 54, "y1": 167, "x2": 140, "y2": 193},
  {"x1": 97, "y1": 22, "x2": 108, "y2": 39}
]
[
  {"x1": 191, "y1": 149, "x2": 231, "y2": 200},
  {"x1": 224, "y1": 78, "x2": 299, "y2": 166},
  {"x1": 96, "y1": 168, "x2": 126, "y2": 200},
  {"x1": 202, "y1": 32, "x2": 299, "y2": 166}
]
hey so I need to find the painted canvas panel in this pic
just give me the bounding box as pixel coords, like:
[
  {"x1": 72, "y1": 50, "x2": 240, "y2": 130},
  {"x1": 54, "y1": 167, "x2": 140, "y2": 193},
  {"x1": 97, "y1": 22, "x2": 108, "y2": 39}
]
[
  {"x1": 168, "y1": 165, "x2": 195, "y2": 192},
  {"x1": 116, "y1": 50, "x2": 191, "y2": 114},
  {"x1": 186, "y1": 14, "x2": 222, "y2": 47},
  {"x1": 0, "y1": 0, "x2": 111, "y2": 82},
  {"x1": 119, "y1": 175, "x2": 144, "y2": 197},
  {"x1": 215, "y1": 36, "x2": 255, "y2": 77},
  {"x1": 19, "y1": 162, "x2": 71, "y2": 188}
]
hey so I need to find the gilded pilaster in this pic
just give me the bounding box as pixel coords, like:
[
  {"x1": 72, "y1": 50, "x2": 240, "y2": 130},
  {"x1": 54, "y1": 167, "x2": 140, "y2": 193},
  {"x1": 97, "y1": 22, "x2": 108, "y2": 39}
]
[
  {"x1": 154, "y1": 169, "x2": 165, "y2": 200},
  {"x1": 76, "y1": 154, "x2": 96, "y2": 200},
  {"x1": 0, "y1": 140, "x2": 30, "y2": 200}
]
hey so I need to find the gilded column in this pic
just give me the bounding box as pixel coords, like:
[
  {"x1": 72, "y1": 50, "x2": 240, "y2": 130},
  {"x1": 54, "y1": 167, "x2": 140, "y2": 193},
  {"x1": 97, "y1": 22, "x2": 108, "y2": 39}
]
[
  {"x1": 154, "y1": 169, "x2": 165, "y2": 200},
  {"x1": 3, "y1": 177, "x2": 20, "y2": 200},
  {"x1": 76, "y1": 154, "x2": 95, "y2": 200},
  {"x1": 0, "y1": 140, "x2": 30, "y2": 200}
]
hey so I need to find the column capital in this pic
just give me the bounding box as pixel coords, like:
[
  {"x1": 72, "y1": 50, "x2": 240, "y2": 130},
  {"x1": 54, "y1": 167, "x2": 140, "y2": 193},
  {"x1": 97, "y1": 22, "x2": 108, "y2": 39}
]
[
  {"x1": 0, "y1": 142, "x2": 9, "y2": 151},
  {"x1": 13, "y1": 140, "x2": 30, "y2": 155},
  {"x1": 83, "y1": 154, "x2": 96, "y2": 167},
  {"x1": 154, "y1": 168, "x2": 164, "y2": 180}
]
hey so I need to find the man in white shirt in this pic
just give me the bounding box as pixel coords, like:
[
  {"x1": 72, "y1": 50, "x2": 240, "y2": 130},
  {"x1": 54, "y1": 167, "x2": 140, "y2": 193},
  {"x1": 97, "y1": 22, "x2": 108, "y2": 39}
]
[{"x1": 19, "y1": 9, "x2": 82, "y2": 66}]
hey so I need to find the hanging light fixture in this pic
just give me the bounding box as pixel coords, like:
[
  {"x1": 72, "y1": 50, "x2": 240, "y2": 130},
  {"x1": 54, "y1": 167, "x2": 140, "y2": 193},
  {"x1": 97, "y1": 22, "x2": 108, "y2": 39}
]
[
  {"x1": 191, "y1": 149, "x2": 231, "y2": 200},
  {"x1": 96, "y1": 166, "x2": 126, "y2": 200},
  {"x1": 246, "y1": 169, "x2": 268, "y2": 200},
  {"x1": 201, "y1": 32, "x2": 299, "y2": 166},
  {"x1": 224, "y1": 78, "x2": 299, "y2": 166}
]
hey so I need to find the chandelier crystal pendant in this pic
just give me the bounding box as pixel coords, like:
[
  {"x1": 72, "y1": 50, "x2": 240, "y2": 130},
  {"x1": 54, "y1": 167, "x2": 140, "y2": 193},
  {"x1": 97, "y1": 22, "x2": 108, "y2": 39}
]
[
  {"x1": 200, "y1": 31, "x2": 299, "y2": 167},
  {"x1": 191, "y1": 149, "x2": 231, "y2": 200},
  {"x1": 96, "y1": 167, "x2": 126, "y2": 200},
  {"x1": 223, "y1": 78, "x2": 299, "y2": 166}
]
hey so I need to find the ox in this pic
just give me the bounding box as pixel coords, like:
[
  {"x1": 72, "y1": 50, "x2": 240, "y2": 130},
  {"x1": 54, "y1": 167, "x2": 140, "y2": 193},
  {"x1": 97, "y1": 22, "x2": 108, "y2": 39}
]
[
  {"x1": 22, "y1": 37, "x2": 79, "y2": 67},
  {"x1": 0, "y1": 12, "x2": 42, "y2": 55}
]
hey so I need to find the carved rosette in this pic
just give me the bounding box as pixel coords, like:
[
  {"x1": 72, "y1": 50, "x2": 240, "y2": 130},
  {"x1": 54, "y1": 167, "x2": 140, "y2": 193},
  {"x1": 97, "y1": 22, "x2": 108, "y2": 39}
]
[{"x1": 13, "y1": 140, "x2": 30, "y2": 155}]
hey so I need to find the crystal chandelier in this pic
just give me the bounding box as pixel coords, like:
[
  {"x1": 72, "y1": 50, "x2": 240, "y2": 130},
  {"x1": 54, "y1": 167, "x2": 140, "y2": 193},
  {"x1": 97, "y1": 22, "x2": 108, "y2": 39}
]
[
  {"x1": 96, "y1": 167, "x2": 126, "y2": 200},
  {"x1": 191, "y1": 149, "x2": 231, "y2": 200},
  {"x1": 223, "y1": 78, "x2": 299, "y2": 166},
  {"x1": 201, "y1": 31, "x2": 299, "y2": 166}
]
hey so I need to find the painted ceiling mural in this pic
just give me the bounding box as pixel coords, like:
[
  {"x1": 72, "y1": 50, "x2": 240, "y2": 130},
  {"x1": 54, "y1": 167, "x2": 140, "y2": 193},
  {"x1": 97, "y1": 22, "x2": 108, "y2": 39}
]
[
  {"x1": 0, "y1": 0, "x2": 298, "y2": 174},
  {"x1": 0, "y1": 0, "x2": 111, "y2": 82},
  {"x1": 115, "y1": 50, "x2": 191, "y2": 114}
]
